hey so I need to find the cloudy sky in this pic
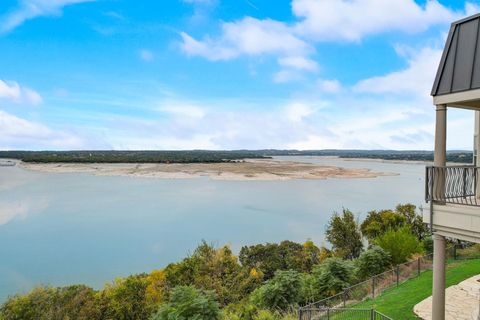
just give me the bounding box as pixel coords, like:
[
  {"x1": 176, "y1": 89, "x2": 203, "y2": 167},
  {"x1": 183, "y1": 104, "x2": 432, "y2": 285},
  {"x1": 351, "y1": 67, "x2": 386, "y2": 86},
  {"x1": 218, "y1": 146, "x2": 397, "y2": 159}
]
[{"x1": 0, "y1": 0, "x2": 479, "y2": 150}]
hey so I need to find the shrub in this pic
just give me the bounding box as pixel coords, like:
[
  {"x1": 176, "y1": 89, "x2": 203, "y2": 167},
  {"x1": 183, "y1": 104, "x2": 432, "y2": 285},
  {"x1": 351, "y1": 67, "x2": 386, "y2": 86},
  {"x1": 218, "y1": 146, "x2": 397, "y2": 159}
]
[
  {"x1": 375, "y1": 227, "x2": 424, "y2": 265},
  {"x1": 309, "y1": 258, "x2": 354, "y2": 299},
  {"x1": 254, "y1": 309, "x2": 276, "y2": 320},
  {"x1": 150, "y1": 285, "x2": 220, "y2": 320},
  {"x1": 355, "y1": 246, "x2": 392, "y2": 280},
  {"x1": 250, "y1": 270, "x2": 302, "y2": 311},
  {"x1": 422, "y1": 237, "x2": 434, "y2": 255}
]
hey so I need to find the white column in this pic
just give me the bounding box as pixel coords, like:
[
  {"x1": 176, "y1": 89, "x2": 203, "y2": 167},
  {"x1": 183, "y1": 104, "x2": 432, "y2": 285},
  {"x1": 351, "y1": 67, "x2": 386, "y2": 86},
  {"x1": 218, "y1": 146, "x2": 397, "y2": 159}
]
[
  {"x1": 434, "y1": 105, "x2": 447, "y2": 201},
  {"x1": 475, "y1": 111, "x2": 479, "y2": 166},
  {"x1": 432, "y1": 233, "x2": 446, "y2": 320},
  {"x1": 432, "y1": 104, "x2": 447, "y2": 320},
  {"x1": 434, "y1": 105, "x2": 447, "y2": 166}
]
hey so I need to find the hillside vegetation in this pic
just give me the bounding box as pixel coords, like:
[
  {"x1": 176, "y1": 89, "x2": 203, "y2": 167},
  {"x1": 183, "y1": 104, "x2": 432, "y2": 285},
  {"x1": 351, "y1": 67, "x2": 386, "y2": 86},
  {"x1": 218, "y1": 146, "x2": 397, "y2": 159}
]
[{"x1": 0, "y1": 204, "x2": 451, "y2": 320}]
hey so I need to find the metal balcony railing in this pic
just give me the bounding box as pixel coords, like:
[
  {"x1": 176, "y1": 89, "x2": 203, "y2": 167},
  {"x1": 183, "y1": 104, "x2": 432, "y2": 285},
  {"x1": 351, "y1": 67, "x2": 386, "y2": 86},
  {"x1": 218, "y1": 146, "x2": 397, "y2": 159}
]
[{"x1": 425, "y1": 166, "x2": 480, "y2": 206}]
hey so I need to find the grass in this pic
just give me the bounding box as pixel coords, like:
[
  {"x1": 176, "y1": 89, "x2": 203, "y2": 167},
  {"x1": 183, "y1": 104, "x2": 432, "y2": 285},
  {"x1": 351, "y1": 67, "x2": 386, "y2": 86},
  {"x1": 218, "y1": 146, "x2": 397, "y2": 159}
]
[{"x1": 352, "y1": 259, "x2": 480, "y2": 319}]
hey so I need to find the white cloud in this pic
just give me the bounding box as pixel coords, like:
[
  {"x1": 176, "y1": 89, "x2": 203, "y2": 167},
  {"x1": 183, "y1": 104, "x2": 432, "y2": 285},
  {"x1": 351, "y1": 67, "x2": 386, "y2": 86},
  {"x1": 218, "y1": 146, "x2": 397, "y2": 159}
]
[
  {"x1": 284, "y1": 102, "x2": 316, "y2": 122},
  {"x1": 317, "y1": 79, "x2": 342, "y2": 93},
  {"x1": 292, "y1": 0, "x2": 470, "y2": 42},
  {"x1": 273, "y1": 70, "x2": 303, "y2": 83},
  {"x1": 0, "y1": 110, "x2": 86, "y2": 149},
  {"x1": 0, "y1": 80, "x2": 42, "y2": 106},
  {"x1": 178, "y1": 0, "x2": 476, "y2": 82},
  {"x1": 0, "y1": 0, "x2": 95, "y2": 33},
  {"x1": 353, "y1": 46, "x2": 442, "y2": 97},
  {"x1": 157, "y1": 100, "x2": 206, "y2": 119},
  {"x1": 287, "y1": 134, "x2": 341, "y2": 150},
  {"x1": 180, "y1": 17, "x2": 312, "y2": 61},
  {"x1": 278, "y1": 56, "x2": 318, "y2": 71},
  {"x1": 139, "y1": 49, "x2": 154, "y2": 62}
]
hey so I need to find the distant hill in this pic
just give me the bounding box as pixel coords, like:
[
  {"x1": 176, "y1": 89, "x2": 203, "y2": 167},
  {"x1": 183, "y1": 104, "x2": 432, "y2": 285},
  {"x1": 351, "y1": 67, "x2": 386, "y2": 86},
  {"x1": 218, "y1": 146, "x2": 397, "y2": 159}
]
[{"x1": 0, "y1": 149, "x2": 473, "y2": 164}]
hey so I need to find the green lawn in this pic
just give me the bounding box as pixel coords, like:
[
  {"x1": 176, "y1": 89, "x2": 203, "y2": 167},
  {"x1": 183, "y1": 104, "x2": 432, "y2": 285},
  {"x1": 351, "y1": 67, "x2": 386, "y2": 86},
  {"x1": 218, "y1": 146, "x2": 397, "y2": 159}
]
[{"x1": 353, "y1": 259, "x2": 480, "y2": 319}]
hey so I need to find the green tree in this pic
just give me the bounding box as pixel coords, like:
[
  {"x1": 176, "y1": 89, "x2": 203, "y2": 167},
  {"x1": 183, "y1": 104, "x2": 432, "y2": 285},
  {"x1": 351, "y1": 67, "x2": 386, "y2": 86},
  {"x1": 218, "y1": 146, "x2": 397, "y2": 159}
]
[
  {"x1": 163, "y1": 241, "x2": 243, "y2": 305},
  {"x1": 395, "y1": 204, "x2": 429, "y2": 240},
  {"x1": 375, "y1": 227, "x2": 424, "y2": 264},
  {"x1": 0, "y1": 285, "x2": 100, "y2": 320},
  {"x1": 355, "y1": 246, "x2": 392, "y2": 280},
  {"x1": 325, "y1": 209, "x2": 363, "y2": 259},
  {"x1": 308, "y1": 258, "x2": 354, "y2": 300},
  {"x1": 150, "y1": 286, "x2": 220, "y2": 320},
  {"x1": 101, "y1": 274, "x2": 152, "y2": 320},
  {"x1": 250, "y1": 270, "x2": 302, "y2": 311},
  {"x1": 360, "y1": 210, "x2": 406, "y2": 241},
  {"x1": 301, "y1": 240, "x2": 323, "y2": 272},
  {"x1": 360, "y1": 204, "x2": 429, "y2": 242},
  {"x1": 239, "y1": 241, "x2": 316, "y2": 279}
]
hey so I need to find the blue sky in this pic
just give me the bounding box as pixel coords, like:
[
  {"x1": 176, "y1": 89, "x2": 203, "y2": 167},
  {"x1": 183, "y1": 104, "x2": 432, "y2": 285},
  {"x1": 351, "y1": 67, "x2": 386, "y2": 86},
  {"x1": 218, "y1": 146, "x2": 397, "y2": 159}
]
[{"x1": 0, "y1": 0, "x2": 479, "y2": 150}]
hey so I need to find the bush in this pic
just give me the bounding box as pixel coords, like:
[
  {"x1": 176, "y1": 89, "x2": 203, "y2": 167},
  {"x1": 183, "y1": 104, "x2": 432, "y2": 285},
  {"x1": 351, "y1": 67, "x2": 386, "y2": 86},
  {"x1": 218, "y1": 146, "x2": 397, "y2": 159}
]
[
  {"x1": 150, "y1": 285, "x2": 220, "y2": 320},
  {"x1": 457, "y1": 243, "x2": 480, "y2": 259},
  {"x1": 355, "y1": 246, "x2": 392, "y2": 280},
  {"x1": 254, "y1": 309, "x2": 276, "y2": 320},
  {"x1": 250, "y1": 270, "x2": 302, "y2": 311},
  {"x1": 309, "y1": 258, "x2": 354, "y2": 300},
  {"x1": 375, "y1": 227, "x2": 424, "y2": 265},
  {"x1": 422, "y1": 237, "x2": 433, "y2": 255}
]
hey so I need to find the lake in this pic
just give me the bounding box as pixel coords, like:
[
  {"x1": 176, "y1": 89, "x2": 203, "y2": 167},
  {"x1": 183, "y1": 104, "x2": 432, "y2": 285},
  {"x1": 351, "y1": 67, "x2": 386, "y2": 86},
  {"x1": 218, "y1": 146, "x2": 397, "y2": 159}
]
[{"x1": 0, "y1": 156, "x2": 426, "y2": 301}]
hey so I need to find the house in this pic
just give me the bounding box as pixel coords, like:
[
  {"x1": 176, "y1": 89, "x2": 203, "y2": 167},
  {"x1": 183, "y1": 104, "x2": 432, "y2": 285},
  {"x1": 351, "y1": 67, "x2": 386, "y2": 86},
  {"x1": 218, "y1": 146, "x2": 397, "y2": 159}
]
[{"x1": 424, "y1": 13, "x2": 480, "y2": 320}]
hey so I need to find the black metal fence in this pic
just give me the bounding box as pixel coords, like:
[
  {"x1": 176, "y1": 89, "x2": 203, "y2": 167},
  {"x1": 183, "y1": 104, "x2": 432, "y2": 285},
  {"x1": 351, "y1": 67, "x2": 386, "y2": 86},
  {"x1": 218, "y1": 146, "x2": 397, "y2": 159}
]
[
  {"x1": 298, "y1": 244, "x2": 480, "y2": 320},
  {"x1": 425, "y1": 165, "x2": 479, "y2": 206},
  {"x1": 298, "y1": 308, "x2": 392, "y2": 320},
  {"x1": 300, "y1": 254, "x2": 433, "y2": 313}
]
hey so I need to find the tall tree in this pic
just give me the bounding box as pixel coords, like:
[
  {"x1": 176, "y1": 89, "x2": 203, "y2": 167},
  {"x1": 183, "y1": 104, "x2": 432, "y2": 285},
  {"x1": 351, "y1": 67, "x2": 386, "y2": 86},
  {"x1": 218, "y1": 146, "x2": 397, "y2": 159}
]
[{"x1": 325, "y1": 209, "x2": 363, "y2": 259}]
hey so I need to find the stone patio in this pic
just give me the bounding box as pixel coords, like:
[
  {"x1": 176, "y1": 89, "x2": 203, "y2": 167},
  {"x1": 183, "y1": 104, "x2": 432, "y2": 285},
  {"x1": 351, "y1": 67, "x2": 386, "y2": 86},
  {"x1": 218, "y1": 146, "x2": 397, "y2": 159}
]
[{"x1": 414, "y1": 274, "x2": 480, "y2": 320}]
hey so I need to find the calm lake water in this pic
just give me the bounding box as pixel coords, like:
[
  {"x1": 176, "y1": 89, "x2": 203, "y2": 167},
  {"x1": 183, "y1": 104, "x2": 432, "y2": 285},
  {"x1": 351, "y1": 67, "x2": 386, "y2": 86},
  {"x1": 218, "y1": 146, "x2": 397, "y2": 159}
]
[{"x1": 0, "y1": 156, "x2": 426, "y2": 301}]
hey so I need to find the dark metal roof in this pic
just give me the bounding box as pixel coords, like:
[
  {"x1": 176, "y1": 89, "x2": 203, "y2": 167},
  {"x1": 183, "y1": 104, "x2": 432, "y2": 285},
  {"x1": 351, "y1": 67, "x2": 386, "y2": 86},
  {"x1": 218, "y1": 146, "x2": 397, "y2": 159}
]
[{"x1": 432, "y1": 13, "x2": 480, "y2": 96}]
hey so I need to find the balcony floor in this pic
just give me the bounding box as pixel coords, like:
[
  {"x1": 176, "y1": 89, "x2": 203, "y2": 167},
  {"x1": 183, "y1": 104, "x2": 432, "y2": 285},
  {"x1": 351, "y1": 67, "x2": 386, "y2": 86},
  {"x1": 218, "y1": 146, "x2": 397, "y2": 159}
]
[{"x1": 423, "y1": 202, "x2": 480, "y2": 243}]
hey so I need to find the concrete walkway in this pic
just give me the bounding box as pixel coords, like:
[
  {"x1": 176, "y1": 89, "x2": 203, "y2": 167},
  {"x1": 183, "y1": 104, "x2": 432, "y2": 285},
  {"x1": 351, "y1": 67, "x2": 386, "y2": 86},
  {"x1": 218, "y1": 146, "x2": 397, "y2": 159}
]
[{"x1": 414, "y1": 274, "x2": 480, "y2": 320}]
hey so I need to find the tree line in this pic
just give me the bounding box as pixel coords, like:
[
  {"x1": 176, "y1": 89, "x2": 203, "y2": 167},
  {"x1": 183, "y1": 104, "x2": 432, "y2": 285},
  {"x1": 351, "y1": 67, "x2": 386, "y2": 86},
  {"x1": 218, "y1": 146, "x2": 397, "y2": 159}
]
[
  {"x1": 0, "y1": 204, "x2": 443, "y2": 320},
  {"x1": 0, "y1": 150, "x2": 473, "y2": 164}
]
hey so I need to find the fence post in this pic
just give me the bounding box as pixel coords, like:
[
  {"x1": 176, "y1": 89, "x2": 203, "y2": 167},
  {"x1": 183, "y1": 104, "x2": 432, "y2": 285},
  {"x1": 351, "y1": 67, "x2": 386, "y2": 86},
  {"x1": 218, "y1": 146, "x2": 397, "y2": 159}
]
[
  {"x1": 396, "y1": 265, "x2": 400, "y2": 286},
  {"x1": 371, "y1": 308, "x2": 375, "y2": 320},
  {"x1": 417, "y1": 257, "x2": 421, "y2": 276},
  {"x1": 298, "y1": 308, "x2": 302, "y2": 320},
  {"x1": 372, "y1": 276, "x2": 375, "y2": 298},
  {"x1": 327, "y1": 308, "x2": 330, "y2": 320},
  {"x1": 343, "y1": 290, "x2": 346, "y2": 307},
  {"x1": 454, "y1": 244, "x2": 457, "y2": 260}
]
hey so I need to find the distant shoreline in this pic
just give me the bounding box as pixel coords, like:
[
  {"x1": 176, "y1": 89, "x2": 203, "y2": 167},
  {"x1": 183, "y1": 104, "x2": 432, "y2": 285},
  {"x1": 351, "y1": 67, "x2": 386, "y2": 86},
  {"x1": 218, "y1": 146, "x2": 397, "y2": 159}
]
[{"x1": 16, "y1": 158, "x2": 398, "y2": 181}]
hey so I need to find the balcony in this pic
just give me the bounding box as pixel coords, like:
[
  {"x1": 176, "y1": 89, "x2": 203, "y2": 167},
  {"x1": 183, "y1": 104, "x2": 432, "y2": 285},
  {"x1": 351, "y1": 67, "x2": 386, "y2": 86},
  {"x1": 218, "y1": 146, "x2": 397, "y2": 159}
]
[
  {"x1": 424, "y1": 166, "x2": 480, "y2": 243},
  {"x1": 425, "y1": 166, "x2": 479, "y2": 206}
]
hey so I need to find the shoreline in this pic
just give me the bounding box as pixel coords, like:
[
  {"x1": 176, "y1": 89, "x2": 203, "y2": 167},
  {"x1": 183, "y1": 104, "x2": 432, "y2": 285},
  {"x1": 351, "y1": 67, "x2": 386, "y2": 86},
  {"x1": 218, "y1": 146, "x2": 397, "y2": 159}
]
[{"x1": 16, "y1": 158, "x2": 397, "y2": 181}]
